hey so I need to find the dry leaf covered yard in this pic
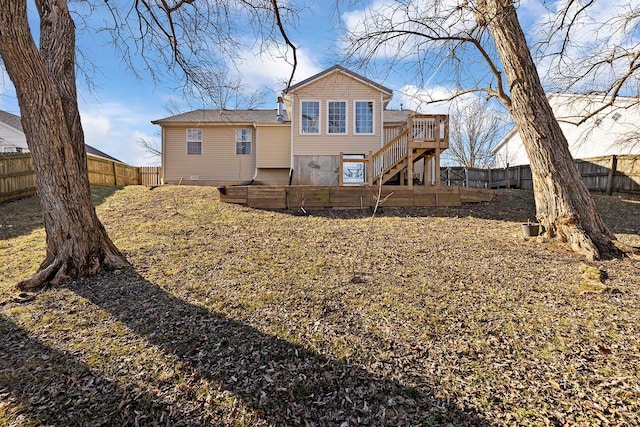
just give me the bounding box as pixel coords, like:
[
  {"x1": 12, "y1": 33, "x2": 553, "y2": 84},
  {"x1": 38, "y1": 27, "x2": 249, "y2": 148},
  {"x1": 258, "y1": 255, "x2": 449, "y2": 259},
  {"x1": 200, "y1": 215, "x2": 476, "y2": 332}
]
[{"x1": 1, "y1": 186, "x2": 639, "y2": 426}]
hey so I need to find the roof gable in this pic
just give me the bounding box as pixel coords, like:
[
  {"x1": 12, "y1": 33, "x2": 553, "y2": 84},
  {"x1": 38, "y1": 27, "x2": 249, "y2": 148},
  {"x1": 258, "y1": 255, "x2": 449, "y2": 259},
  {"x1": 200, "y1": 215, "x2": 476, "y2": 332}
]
[{"x1": 283, "y1": 65, "x2": 393, "y2": 97}]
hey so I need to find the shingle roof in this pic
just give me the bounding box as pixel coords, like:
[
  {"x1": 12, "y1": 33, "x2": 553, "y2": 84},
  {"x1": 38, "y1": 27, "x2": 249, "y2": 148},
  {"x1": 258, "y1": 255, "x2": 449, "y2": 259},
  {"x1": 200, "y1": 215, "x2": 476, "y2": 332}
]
[
  {"x1": 283, "y1": 65, "x2": 393, "y2": 95},
  {"x1": 383, "y1": 109, "x2": 415, "y2": 124},
  {"x1": 0, "y1": 110, "x2": 23, "y2": 132},
  {"x1": 152, "y1": 109, "x2": 289, "y2": 125},
  {"x1": 85, "y1": 144, "x2": 126, "y2": 164},
  {"x1": 1, "y1": 109, "x2": 126, "y2": 164}
]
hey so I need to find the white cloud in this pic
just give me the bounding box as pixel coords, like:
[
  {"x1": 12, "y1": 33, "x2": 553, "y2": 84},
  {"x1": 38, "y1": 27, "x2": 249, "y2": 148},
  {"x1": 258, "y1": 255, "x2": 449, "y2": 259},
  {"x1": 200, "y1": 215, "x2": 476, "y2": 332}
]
[
  {"x1": 80, "y1": 100, "x2": 162, "y2": 167},
  {"x1": 233, "y1": 45, "x2": 323, "y2": 94},
  {"x1": 397, "y1": 85, "x2": 454, "y2": 114}
]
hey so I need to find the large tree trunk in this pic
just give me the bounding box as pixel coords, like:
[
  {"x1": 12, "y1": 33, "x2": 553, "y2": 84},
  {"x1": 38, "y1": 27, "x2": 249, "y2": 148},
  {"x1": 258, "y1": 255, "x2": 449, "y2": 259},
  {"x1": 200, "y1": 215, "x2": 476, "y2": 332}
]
[
  {"x1": 477, "y1": 0, "x2": 619, "y2": 260},
  {"x1": 0, "y1": 0, "x2": 129, "y2": 290}
]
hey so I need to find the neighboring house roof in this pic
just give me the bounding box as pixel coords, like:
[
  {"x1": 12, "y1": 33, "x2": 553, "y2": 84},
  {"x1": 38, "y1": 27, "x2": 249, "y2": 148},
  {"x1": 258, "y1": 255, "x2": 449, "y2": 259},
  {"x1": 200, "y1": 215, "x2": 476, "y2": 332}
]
[
  {"x1": 85, "y1": 144, "x2": 126, "y2": 164},
  {"x1": 151, "y1": 109, "x2": 289, "y2": 125},
  {"x1": 283, "y1": 65, "x2": 393, "y2": 97},
  {"x1": 493, "y1": 93, "x2": 640, "y2": 156},
  {"x1": 0, "y1": 109, "x2": 23, "y2": 132},
  {"x1": 0, "y1": 108, "x2": 125, "y2": 164},
  {"x1": 383, "y1": 109, "x2": 415, "y2": 124}
]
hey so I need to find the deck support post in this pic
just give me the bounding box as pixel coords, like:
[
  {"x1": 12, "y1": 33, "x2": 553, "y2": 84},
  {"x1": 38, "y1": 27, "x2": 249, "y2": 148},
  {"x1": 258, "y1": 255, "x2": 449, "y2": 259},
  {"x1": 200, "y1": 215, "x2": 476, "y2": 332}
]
[{"x1": 407, "y1": 147, "x2": 414, "y2": 188}]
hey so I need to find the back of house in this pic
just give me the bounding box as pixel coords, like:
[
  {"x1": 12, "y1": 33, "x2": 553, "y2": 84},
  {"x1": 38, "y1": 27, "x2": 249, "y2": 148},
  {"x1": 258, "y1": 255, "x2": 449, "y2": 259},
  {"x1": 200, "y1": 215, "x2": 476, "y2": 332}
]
[{"x1": 153, "y1": 65, "x2": 444, "y2": 187}]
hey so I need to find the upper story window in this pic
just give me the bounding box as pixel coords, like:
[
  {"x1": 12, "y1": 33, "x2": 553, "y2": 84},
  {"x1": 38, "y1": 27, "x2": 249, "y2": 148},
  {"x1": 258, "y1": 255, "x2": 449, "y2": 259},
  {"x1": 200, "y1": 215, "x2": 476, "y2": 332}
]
[
  {"x1": 354, "y1": 100, "x2": 374, "y2": 134},
  {"x1": 187, "y1": 128, "x2": 202, "y2": 155},
  {"x1": 327, "y1": 101, "x2": 347, "y2": 134},
  {"x1": 300, "y1": 100, "x2": 320, "y2": 134},
  {"x1": 236, "y1": 128, "x2": 252, "y2": 155}
]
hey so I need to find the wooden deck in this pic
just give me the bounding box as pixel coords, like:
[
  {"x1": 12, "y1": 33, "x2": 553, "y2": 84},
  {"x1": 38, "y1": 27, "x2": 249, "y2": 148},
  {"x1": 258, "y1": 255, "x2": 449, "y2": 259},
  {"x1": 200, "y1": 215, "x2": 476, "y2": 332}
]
[{"x1": 218, "y1": 185, "x2": 494, "y2": 209}]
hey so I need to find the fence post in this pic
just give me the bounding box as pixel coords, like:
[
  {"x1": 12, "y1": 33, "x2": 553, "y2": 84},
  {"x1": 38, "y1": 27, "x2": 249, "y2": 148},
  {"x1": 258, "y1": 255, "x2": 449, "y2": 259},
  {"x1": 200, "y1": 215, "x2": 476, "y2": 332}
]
[
  {"x1": 505, "y1": 164, "x2": 510, "y2": 189},
  {"x1": 606, "y1": 155, "x2": 617, "y2": 195},
  {"x1": 112, "y1": 161, "x2": 118, "y2": 186}
]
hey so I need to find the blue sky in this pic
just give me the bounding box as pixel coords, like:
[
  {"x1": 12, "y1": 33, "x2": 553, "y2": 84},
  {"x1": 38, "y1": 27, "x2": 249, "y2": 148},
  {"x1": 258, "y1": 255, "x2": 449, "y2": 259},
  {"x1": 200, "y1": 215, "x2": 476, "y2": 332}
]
[{"x1": 0, "y1": 1, "x2": 630, "y2": 166}]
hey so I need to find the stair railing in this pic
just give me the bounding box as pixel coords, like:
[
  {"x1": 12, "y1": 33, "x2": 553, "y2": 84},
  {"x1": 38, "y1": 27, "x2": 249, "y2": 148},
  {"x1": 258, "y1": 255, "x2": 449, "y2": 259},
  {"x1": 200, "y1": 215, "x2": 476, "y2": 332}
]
[{"x1": 370, "y1": 125, "x2": 409, "y2": 182}]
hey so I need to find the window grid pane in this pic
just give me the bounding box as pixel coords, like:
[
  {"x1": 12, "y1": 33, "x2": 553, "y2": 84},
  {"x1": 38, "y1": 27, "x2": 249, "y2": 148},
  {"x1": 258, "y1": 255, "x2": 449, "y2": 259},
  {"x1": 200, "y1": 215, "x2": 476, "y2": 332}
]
[
  {"x1": 236, "y1": 128, "x2": 252, "y2": 142},
  {"x1": 187, "y1": 141, "x2": 201, "y2": 154},
  {"x1": 187, "y1": 128, "x2": 202, "y2": 154},
  {"x1": 328, "y1": 101, "x2": 346, "y2": 134},
  {"x1": 355, "y1": 101, "x2": 374, "y2": 134},
  {"x1": 301, "y1": 101, "x2": 320, "y2": 134},
  {"x1": 236, "y1": 141, "x2": 251, "y2": 155}
]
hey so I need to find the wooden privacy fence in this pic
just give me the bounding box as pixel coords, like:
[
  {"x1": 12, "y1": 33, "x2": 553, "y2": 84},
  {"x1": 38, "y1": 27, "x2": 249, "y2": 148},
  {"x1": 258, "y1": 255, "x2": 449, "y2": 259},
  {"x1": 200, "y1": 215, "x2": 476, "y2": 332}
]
[
  {"x1": 0, "y1": 153, "x2": 161, "y2": 203},
  {"x1": 140, "y1": 166, "x2": 162, "y2": 186},
  {"x1": 441, "y1": 165, "x2": 533, "y2": 189},
  {"x1": 441, "y1": 155, "x2": 640, "y2": 197},
  {"x1": 0, "y1": 154, "x2": 36, "y2": 203}
]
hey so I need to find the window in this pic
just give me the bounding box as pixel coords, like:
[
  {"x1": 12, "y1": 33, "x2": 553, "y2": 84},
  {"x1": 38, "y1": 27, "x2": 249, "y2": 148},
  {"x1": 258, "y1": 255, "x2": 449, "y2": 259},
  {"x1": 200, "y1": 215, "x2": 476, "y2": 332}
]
[
  {"x1": 327, "y1": 101, "x2": 347, "y2": 134},
  {"x1": 236, "y1": 128, "x2": 252, "y2": 155},
  {"x1": 300, "y1": 100, "x2": 320, "y2": 134},
  {"x1": 354, "y1": 101, "x2": 374, "y2": 134},
  {"x1": 187, "y1": 128, "x2": 202, "y2": 155}
]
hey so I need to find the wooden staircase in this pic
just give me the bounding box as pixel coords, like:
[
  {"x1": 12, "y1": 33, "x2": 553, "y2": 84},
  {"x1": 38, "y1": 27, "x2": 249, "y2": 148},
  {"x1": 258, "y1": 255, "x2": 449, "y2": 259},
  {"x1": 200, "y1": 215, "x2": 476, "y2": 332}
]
[{"x1": 356, "y1": 114, "x2": 449, "y2": 187}]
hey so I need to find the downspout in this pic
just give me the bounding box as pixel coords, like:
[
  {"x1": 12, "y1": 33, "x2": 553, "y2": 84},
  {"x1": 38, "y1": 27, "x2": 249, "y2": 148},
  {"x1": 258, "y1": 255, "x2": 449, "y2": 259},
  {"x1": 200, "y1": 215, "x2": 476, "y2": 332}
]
[
  {"x1": 161, "y1": 126, "x2": 166, "y2": 185},
  {"x1": 251, "y1": 123, "x2": 258, "y2": 184}
]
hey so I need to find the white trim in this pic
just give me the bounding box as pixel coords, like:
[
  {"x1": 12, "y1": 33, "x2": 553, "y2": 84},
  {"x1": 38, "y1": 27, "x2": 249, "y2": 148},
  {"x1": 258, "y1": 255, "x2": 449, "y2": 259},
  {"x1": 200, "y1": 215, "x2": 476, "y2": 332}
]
[
  {"x1": 353, "y1": 100, "x2": 375, "y2": 135},
  {"x1": 326, "y1": 100, "x2": 348, "y2": 135},
  {"x1": 299, "y1": 99, "x2": 321, "y2": 135}
]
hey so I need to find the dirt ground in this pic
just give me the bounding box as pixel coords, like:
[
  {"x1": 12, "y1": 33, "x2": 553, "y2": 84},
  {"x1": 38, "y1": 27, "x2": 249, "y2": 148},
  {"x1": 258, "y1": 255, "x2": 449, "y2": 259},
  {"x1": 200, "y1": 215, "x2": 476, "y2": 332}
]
[{"x1": 1, "y1": 186, "x2": 639, "y2": 426}]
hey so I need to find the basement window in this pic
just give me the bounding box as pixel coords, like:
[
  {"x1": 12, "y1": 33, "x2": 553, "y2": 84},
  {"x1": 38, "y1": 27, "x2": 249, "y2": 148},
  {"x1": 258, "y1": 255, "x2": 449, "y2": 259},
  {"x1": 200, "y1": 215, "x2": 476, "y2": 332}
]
[{"x1": 343, "y1": 154, "x2": 366, "y2": 185}]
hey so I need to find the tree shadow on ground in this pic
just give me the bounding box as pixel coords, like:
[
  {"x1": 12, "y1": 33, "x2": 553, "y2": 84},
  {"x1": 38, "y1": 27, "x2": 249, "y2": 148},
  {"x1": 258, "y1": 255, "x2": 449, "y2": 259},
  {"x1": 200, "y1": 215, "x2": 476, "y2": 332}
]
[
  {"x1": 68, "y1": 270, "x2": 487, "y2": 425},
  {"x1": 0, "y1": 186, "x2": 123, "y2": 241},
  {"x1": 0, "y1": 315, "x2": 198, "y2": 426}
]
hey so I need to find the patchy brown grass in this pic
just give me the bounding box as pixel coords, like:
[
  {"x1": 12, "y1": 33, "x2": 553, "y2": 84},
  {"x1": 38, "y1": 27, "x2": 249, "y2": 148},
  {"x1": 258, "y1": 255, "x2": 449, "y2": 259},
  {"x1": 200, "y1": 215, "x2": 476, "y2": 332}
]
[{"x1": 1, "y1": 186, "x2": 639, "y2": 426}]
